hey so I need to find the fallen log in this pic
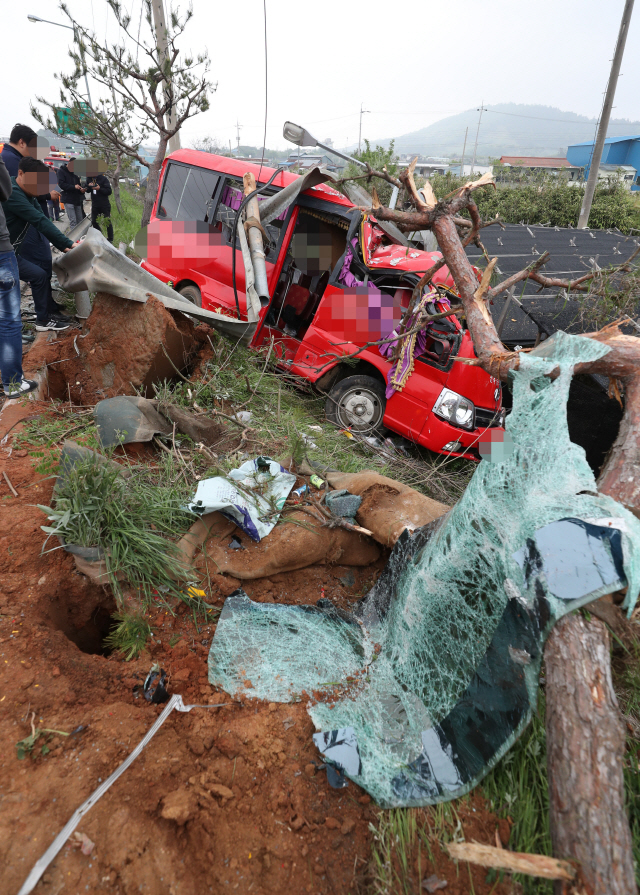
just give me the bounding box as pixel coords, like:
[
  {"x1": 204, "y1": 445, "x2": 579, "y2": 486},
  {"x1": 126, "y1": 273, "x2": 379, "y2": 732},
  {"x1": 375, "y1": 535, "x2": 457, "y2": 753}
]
[{"x1": 446, "y1": 842, "x2": 584, "y2": 889}]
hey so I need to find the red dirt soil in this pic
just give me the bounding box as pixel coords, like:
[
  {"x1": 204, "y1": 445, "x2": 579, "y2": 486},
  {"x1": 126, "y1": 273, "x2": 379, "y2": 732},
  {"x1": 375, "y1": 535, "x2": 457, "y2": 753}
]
[{"x1": 0, "y1": 370, "x2": 516, "y2": 895}]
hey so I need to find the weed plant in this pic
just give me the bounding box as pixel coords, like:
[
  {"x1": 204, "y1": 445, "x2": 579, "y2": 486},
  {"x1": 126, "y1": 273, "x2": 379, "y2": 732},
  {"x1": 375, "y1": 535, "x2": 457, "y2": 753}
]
[
  {"x1": 39, "y1": 454, "x2": 195, "y2": 605},
  {"x1": 104, "y1": 611, "x2": 154, "y2": 660}
]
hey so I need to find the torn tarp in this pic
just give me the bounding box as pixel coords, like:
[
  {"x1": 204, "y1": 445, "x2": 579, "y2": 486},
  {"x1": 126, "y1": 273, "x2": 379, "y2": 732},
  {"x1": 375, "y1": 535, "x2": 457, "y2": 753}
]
[
  {"x1": 94, "y1": 396, "x2": 172, "y2": 447},
  {"x1": 189, "y1": 456, "x2": 295, "y2": 541},
  {"x1": 208, "y1": 331, "x2": 640, "y2": 808}
]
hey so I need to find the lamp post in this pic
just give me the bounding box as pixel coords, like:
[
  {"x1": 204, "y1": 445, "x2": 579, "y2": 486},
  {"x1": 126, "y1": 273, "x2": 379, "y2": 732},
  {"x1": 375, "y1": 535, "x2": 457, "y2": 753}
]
[
  {"x1": 283, "y1": 120, "x2": 368, "y2": 170},
  {"x1": 27, "y1": 14, "x2": 93, "y2": 109},
  {"x1": 358, "y1": 103, "x2": 370, "y2": 155}
]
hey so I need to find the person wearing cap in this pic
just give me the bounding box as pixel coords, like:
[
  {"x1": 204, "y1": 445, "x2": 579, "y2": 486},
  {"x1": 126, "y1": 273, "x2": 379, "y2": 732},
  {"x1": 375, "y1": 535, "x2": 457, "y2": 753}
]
[
  {"x1": 2, "y1": 157, "x2": 74, "y2": 332},
  {"x1": 57, "y1": 158, "x2": 87, "y2": 229},
  {"x1": 0, "y1": 155, "x2": 38, "y2": 398}
]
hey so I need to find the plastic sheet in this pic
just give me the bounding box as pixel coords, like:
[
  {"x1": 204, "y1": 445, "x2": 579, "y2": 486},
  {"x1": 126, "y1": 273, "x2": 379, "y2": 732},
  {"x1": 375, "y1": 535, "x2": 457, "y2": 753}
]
[
  {"x1": 189, "y1": 456, "x2": 295, "y2": 541},
  {"x1": 208, "y1": 332, "x2": 640, "y2": 807}
]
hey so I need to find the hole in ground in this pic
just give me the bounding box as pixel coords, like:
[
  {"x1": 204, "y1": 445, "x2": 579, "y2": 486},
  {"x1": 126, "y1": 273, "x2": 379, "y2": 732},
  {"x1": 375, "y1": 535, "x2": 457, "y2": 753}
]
[
  {"x1": 70, "y1": 604, "x2": 118, "y2": 656},
  {"x1": 49, "y1": 586, "x2": 119, "y2": 656}
]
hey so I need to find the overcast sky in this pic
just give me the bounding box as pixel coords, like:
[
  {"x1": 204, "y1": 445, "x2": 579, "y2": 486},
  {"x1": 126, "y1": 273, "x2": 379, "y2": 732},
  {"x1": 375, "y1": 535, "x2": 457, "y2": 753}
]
[{"x1": 4, "y1": 0, "x2": 640, "y2": 151}]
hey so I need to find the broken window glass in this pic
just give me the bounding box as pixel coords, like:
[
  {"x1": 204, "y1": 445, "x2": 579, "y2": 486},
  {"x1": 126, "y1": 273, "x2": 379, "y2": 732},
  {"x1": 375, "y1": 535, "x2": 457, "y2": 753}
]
[{"x1": 208, "y1": 331, "x2": 640, "y2": 807}]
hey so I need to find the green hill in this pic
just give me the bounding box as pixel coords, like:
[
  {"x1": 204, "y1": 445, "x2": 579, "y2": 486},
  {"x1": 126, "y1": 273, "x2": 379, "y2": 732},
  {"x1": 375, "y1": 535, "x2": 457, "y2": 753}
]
[{"x1": 374, "y1": 103, "x2": 640, "y2": 161}]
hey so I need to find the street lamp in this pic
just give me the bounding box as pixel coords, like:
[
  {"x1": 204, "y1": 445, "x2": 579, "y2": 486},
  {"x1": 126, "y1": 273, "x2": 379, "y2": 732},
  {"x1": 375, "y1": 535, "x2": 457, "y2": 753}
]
[
  {"x1": 283, "y1": 121, "x2": 367, "y2": 170},
  {"x1": 283, "y1": 120, "x2": 410, "y2": 247},
  {"x1": 27, "y1": 14, "x2": 93, "y2": 109}
]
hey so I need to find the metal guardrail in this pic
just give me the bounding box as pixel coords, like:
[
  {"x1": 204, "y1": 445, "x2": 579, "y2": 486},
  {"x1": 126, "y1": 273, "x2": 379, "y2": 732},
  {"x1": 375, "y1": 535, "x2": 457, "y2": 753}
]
[{"x1": 53, "y1": 228, "x2": 258, "y2": 344}]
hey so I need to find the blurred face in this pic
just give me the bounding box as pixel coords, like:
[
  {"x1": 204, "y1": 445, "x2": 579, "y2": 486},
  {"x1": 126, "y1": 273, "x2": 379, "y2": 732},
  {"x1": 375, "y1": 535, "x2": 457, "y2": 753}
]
[
  {"x1": 73, "y1": 159, "x2": 107, "y2": 177},
  {"x1": 24, "y1": 137, "x2": 49, "y2": 160},
  {"x1": 290, "y1": 231, "x2": 334, "y2": 276},
  {"x1": 67, "y1": 160, "x2": 75, "y2": 173},
  {"x1": 16, "y1": 169, "x2": 53, "y2": 196}
]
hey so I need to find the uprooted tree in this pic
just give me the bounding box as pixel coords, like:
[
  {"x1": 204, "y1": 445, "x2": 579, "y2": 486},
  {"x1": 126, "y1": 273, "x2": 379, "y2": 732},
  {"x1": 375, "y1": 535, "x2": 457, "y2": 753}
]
[
  {"x1": 339, "y1": 158, "x2": 640, "y2": 894},
  {"x1": 32, "y1": 0, "x2": 214, "y2": 226}
]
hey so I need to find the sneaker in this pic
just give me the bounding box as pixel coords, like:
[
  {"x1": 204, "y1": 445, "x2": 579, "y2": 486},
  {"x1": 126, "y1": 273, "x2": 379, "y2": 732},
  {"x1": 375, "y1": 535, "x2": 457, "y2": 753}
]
[
  {"x1": 4, "y1": 378, "x2": 38, "y2": 398},
  {"x1": 35, "y1": 318, "x2": 72, "y2": 332}
]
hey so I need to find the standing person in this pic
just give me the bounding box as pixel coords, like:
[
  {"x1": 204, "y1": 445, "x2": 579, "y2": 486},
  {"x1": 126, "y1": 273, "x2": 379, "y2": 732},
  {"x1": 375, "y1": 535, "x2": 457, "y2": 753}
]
[
  {"x1": 57, "y1": 159, "x2": 86, "y2": 229},
  {"x1": 2, "y1": 158, "x2": 74, "y2": 333},
  {"x1": 87, "y1": 170, "x2": 114, "y2": 243},
  {"x1": 1, "y1": 124, "x2": 60, "y2": 218},
  {"x1": 2, "y1": 125, "x2": 63, "y2": 308},
  {"x1": 47, "y1": 188, "x2": 61, "y2": 221},
  {"x1": 0, "y1": 156, "x2": 37, "y2": 397}
]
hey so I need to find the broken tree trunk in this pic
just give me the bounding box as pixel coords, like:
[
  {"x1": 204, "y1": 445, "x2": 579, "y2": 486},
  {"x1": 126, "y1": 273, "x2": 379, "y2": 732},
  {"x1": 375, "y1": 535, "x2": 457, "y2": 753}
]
[
  {"x1": 369, "y1": 170, "x2": 639, "y2": 893},
  {"x1": 545, "y1": 614, "x2": 635, "y2": 895}
]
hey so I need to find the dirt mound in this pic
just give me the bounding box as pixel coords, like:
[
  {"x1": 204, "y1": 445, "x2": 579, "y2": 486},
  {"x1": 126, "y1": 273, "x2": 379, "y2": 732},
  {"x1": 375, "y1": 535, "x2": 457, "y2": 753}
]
[{"x1": 43, "y1": 293, "x2": 202, "y2": 405}]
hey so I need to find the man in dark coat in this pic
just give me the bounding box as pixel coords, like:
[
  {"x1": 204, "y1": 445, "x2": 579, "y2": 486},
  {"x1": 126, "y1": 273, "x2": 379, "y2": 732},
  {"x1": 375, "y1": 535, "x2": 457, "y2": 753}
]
[
  {"x1": 2, "y1": 158, "x2": 74, "y2": 332},
  {"x1": 1, "y1": 124, "x2": 70, "y2": 324},
  {"x1": 1, "y1": 125, "x2": 59, "y2": 218},
  {"x1": 0, "y1": 155, "x2": 38, "y2": 397},
  {"x1": 87, "y1": 172, "x2": 114, "y2": 242},
  {"x1": 57, "y1": 159, "x2": 87, "y2": 228}
]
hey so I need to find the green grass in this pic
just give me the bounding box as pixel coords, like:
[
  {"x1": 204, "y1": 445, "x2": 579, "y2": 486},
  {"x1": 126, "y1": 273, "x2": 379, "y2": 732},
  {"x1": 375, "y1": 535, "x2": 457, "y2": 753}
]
[
  {"x1": 367, "y1": 803, "x2": 465, "y2": 895},
  {"x1": 613, "y1": 638, "x2": 640, "y2": 879},
  {"x1": 104, "y1": 611, "x2": 153, "y2": 660},
  {"x1": 153, "y1": 332, "x2": 474, "y2": 505},
  {"x1": 482, "y1": 708, "x2": 551, "y2": 895},
  {"x1": 14, "y1": 410, "x2": 98, "y2": 451},
  {"x1": 110, "y1": 185, "x2": 144, "y2": 249}
]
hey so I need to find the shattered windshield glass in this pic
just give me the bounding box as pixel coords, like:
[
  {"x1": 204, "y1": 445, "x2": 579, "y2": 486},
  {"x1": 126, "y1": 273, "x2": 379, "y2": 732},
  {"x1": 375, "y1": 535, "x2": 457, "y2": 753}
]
[{"x1": 208, "y1": 331, "x2": 640, "y2": 807}]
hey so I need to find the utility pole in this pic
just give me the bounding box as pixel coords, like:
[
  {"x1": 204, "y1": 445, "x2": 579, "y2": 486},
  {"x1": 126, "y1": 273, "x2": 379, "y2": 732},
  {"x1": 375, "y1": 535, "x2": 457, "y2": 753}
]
[
  {"x1": 358, "y1": 103, "x2": 370, "y2": 155},
  {"x1": 578, "y1": 0, "x2": 635, "y2": 228},
  {"x1": 460, "y1": 126, "x2": 468, "y2": 177},
  {"x1": 470, "y1": 102, "x2": 486, "y2": 176},
  {"x1": 150, "y1": 0, "x2": 181, "y2": 154},
  {"x1": 235, "y1": 120, "x2": 242, "y2": 151}
]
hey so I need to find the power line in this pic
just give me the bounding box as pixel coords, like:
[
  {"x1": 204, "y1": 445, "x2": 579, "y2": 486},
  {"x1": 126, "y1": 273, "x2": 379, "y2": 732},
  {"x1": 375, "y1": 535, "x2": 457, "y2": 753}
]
[{"x1": 484, "y1": 108, "x2": 639, "y2": 125}]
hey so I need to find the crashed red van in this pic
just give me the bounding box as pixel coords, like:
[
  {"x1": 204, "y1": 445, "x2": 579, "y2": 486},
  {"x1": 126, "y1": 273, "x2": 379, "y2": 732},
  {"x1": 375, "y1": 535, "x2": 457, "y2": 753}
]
[{"x1": 141, "y1": 151, "x2": 503, "y2": 460}]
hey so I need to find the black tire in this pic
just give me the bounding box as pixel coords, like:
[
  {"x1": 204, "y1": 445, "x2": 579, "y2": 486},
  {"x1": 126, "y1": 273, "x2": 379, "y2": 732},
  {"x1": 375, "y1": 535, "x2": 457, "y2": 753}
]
[
  {"x1": 325, "y1": 374, "x2": 386, "y2": 435},
  {"x1": 178, "y1": 284, "x2": 202, "y2": 308}
]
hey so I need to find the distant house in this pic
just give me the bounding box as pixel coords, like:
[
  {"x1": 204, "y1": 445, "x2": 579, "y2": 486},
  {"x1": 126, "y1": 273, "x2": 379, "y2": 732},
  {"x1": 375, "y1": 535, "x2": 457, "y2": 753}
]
[
  {"x1": 232, "y1": 156, "x2": 272, "y2": 167},
  {"x1": 566, "y1": 136, "x2": 640, "y2": 191},
  {"x1": 447, "y1": 164, "x2": 493, "y2": 177},
  {"x1": 498, "y1": 156, "x2": 580, "y2": 179},
  {"x1": 397, "y1": 159, "x2": 450, "y2": 177},
  {"x1": 284, "y1": 153, "x2": 344, "y2": 173}
]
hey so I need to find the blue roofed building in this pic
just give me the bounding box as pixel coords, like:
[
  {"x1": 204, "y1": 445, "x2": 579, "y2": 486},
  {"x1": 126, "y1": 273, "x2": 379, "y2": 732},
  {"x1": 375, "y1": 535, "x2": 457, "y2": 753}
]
[{"x1": 567, "y1": 136, "x2": 640, "y2": 191}]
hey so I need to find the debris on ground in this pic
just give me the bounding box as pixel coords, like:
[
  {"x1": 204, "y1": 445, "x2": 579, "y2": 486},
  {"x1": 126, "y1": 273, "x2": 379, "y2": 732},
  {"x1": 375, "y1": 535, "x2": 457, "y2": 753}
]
[
  {"x1": 189, "y1": 456, "x2": 296, "y2": 540},
  {"x1": 207, "y1": 333, "x2": 640, "y2": 808}
]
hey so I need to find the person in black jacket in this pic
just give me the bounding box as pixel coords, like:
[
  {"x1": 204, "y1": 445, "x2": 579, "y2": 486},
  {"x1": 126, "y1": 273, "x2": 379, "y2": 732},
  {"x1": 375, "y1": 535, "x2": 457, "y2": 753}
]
[
  {"x1": 0, "y1": 156, "x2": 38, "y2": 397},
  {"x1": 2, "y1": 158, "x2": 74, "y2": 332},
  {"x1": 57, "y1": 159, "x2": 86, "y2": 228},
  {"x1": 86, "y1": 172, "x2": 114, "y2": 243},
  {"x1": 1, "y1": 125, "x2": 59, "y2": 219}
]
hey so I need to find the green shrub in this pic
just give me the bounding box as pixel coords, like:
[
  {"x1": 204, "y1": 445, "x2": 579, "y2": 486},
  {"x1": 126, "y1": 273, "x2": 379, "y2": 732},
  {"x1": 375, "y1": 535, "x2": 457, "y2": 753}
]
[{"x1": 429, "y1": 171, "x2": 640, "y2": 232}]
